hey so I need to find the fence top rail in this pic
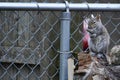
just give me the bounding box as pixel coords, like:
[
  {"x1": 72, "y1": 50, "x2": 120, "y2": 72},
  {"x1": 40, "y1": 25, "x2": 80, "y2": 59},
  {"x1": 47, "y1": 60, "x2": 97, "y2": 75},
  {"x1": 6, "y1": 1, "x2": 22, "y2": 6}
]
[{"x1": 0, "y1": 2, "x2": 120, "y2": 11}]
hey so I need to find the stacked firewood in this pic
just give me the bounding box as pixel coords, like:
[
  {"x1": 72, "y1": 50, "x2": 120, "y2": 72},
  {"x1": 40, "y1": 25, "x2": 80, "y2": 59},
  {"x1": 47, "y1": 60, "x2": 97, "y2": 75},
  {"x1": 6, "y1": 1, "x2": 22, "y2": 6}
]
[{"x1": 75, "y1": 45, "x2": 120, "y2": 80}]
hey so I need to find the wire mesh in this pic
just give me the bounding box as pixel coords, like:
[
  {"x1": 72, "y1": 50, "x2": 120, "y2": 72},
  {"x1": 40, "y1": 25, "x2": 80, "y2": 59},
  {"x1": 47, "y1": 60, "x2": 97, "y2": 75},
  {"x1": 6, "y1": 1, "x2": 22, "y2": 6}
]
[
  {"x1": 71, "y1": 11, "x2": 120, "y2": 79},
  {"x1": 0, "y1": 0, "x2": 120, "y2": 80},
  {"x1": 0, "y1": 10, "x2": 60, "y2": 80}
]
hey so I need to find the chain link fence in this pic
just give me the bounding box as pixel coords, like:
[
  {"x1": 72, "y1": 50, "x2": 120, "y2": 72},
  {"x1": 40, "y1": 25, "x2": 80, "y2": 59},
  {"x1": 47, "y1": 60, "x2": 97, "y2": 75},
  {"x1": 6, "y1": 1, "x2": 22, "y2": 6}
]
[{"x1": 0, "y1": 0, "x2": 120, "y2": 80}]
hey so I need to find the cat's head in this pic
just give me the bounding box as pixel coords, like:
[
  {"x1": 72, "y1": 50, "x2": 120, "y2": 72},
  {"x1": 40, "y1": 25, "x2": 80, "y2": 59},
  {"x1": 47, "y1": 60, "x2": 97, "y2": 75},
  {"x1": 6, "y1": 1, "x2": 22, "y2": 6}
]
[{"x1": 87, "y1": 14, "x2": 101, "y2": 29}]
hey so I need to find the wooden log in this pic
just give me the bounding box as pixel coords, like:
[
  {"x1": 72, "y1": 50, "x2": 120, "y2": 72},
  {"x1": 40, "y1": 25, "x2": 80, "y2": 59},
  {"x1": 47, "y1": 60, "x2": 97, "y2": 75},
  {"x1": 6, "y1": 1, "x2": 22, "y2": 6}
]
[{"x1": 75, "y1": 45, "x2": 120, "y2": 80}]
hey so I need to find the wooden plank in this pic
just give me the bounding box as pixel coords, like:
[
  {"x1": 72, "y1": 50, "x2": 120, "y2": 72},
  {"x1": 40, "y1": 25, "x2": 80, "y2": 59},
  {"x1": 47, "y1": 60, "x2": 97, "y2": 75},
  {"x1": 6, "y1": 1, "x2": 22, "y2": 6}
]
[
  {"x1": 0, "y1": 46, "x2": 42, "y2": 64},
  {"x1": 68, "y1": 58, "x2": 75, "y2": 80}
]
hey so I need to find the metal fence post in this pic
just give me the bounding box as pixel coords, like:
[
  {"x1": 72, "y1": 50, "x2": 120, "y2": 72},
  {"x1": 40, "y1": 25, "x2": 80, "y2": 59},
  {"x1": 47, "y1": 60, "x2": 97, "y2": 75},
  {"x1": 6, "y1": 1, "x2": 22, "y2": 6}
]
[{"x1": 60, "y1": 10, "x2": 71, "y2": 80}]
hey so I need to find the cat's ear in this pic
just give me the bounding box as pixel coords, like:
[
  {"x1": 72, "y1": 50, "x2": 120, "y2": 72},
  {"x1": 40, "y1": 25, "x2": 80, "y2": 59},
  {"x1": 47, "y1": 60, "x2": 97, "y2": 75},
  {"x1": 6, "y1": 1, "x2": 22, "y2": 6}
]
[{"x1": 96, "y1": 14, "x2": 101, "y2": 21}]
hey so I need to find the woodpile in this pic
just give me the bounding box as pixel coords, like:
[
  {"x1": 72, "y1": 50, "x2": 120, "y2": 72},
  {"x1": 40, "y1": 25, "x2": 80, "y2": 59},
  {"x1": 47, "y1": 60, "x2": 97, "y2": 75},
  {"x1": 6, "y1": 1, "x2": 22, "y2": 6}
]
[{"x1": 75, "y1": 45, "x2": 120, "y2": 80}]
